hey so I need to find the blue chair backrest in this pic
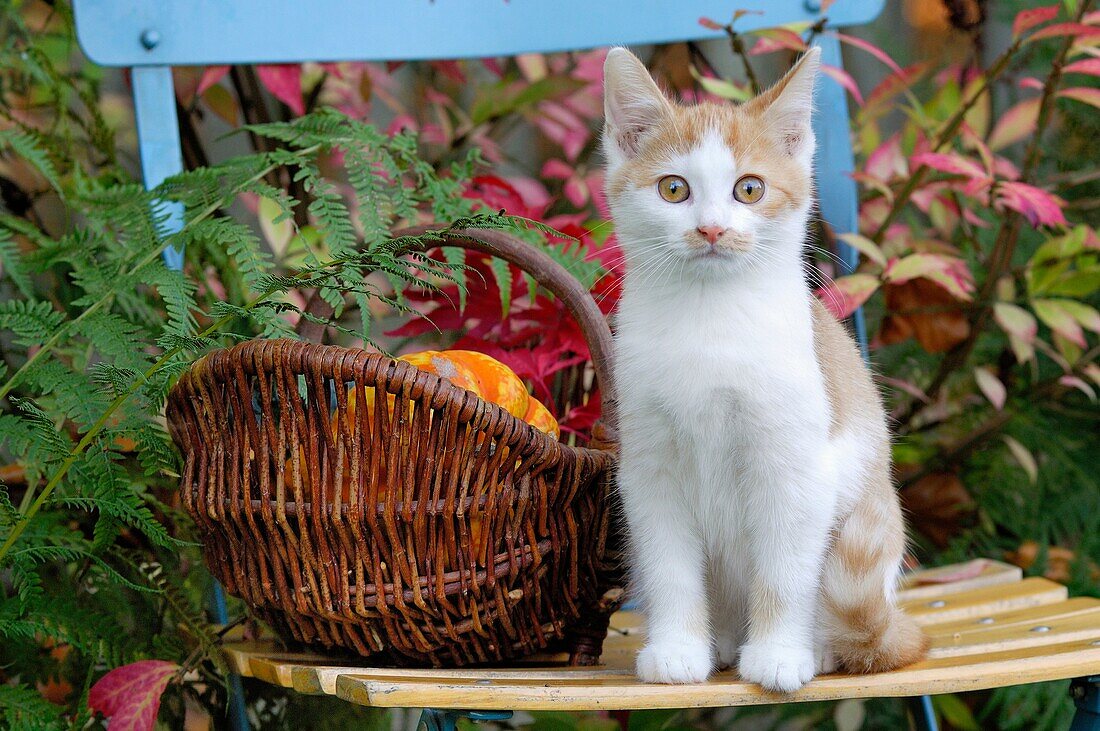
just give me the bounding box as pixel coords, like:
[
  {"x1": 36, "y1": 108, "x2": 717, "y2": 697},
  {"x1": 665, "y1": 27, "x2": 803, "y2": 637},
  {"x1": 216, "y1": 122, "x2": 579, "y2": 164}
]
[{"x1": 71, "y1": 0, "x2": 880, "y2": 350}]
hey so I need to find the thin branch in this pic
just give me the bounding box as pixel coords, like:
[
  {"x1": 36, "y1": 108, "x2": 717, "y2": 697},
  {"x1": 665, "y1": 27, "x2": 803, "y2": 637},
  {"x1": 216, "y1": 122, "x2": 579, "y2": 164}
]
[{"x1": 724, "y1": 26, "x2": 762, "y2": 94}]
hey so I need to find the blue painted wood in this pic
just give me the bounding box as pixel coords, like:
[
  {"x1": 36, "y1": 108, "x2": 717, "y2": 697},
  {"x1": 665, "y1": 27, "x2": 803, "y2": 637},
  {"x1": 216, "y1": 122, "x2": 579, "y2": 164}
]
[
  {"x1": 72, "y1": 0, "x2": 883, "y2": 67},
  {"x1": 131, "y1": 66, "x2": 185, "y2": 270},
  {"x1": 811, "y1": 33, "x2": 868, "y2": 359}
]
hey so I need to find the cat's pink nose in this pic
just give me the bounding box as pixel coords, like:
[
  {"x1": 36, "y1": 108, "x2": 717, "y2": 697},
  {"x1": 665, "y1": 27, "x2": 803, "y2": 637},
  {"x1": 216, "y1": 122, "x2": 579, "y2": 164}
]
[{"x1": 697, "y1": 225, "x2": 726, "y2": 244}]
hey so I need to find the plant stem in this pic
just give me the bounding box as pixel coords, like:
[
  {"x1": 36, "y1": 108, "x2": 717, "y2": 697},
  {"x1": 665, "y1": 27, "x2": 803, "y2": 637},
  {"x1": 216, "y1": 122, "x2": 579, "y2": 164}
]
[{"x1": 725, "y1": 26, "x2": 762, "y2": 94}]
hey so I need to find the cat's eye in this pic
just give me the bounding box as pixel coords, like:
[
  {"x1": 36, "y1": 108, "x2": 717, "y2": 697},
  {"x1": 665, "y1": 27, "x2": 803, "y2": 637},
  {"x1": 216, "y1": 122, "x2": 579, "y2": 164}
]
[
  {"x1": 734, "y1": 175, "x2": 766, "y2": 204},
  {"x1": 657, "y1": 175, "x2": 690, "y2": 203}
]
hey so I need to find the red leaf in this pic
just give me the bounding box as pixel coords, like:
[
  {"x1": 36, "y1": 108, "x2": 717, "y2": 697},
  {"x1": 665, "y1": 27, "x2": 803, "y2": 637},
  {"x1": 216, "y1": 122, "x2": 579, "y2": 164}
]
[
  {"x1": 197, "y1": 65, "x2": 230, "y2": 95},
  {"x1": 256, "y1": 64, "x2": 304, "y2": 116},
  {"x1": 815, "y1": 273, "x2": 880, "y2": 318},
  {"x1": 89, "y1": 661, "x2": 179, "y2": 731},
  {"x1": 1012, "y1": 5, "x2": 1060, "y2": 39},
  {"x1": 830, "y1": 31, "x2": 903, "y2": 76},
  {"x1": 698, "y1": 16, "x2": 724, "y2": 30},
  {"x1": 821, "y1": 64, "x2": 864, "y2": 105},
  {"x1": 1026, "y1": 22, "x2": 1100, "y2": 42},
  {"x1": 1064, "y1": 58, "x2": 1100, "y2": 76},
  {"x1": 910, "y1": 151, "x2": 988, "y2": 179},
  {"x1": 1058, "y1": 86, "x2": 1100, "y2": 109},
  {"x1": 996, "y1": 182, "x2": 1067, "y2": 227}
]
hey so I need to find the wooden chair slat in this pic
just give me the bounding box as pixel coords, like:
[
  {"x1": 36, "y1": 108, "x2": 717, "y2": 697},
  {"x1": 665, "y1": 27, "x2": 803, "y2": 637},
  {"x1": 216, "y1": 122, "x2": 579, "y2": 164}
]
[
  {"x1": 904, "y1": 577, "x2": 1068, "y2": 625},
  {"x1": 897, "y1": 560, "x2": 1023, "y2": 601},
  {"x1": 928, "y1": 607, "x2": 1100, "y2": 658},
  {"x1": 328, "y1": 639, "x2": 1100, "y2": 710},
  {"x1": 925, "y1": 596, "x2": 1100, "y2": 638},
  {"x1": 221, "y1": 560, "x2": 1100, "y2": 710}
]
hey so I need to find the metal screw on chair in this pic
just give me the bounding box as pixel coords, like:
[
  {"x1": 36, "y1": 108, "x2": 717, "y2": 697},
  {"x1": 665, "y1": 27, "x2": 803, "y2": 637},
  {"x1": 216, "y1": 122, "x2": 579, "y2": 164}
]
[
  {"x1": 139, "y1": 29, "x2": 161, "y2": 50},
  {"x1": 927, "y1": 600, "x2": 946, "y2": 608},
  {"x1": 978, "y1": 617, "x2": 994, "y2": 624},
  {"x1": 1031, "y1": 625, "x2": 1051, "y2": 633}
]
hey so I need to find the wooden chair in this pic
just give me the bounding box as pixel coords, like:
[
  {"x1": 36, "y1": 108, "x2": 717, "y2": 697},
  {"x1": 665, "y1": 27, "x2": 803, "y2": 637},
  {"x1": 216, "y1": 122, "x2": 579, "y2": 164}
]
[{"x1": 70, "y1": 1, "x2": 1100, "y2": 729}]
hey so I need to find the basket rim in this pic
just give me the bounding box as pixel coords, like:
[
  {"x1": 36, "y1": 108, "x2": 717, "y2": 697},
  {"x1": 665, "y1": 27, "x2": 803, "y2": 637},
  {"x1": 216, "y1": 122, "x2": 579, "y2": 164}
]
[{"x1": 171, "y1": 338, "x2": 615, "y2": 464}]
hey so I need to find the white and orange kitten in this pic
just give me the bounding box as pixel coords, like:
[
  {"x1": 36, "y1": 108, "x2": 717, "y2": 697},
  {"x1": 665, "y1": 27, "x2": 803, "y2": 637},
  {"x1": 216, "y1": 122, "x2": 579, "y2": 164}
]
[{"x1": 602, "y1": 47, "x2": 928, "y2": 692}]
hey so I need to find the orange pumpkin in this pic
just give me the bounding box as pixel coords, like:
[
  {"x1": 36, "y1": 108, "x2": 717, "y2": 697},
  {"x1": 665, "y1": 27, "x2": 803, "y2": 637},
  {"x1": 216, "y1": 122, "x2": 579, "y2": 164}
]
[
  {"x1": 522, "y1": 397, "x2": 560, "y2": 439},
  {"x1": 442, "y1": 350, "x2": 530, "y2": 418},
  {"x1": 285, "y1": 349, "x2": 563, "y2": 505},
  {"x1": 398, "y1": 351, "x2": 481, "y2": 395}
]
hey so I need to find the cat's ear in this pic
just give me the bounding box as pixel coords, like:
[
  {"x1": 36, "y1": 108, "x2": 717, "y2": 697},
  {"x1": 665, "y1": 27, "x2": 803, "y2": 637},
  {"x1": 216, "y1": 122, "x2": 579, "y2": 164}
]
[
  {"x1": 749, "y1": 47, "x2": 820, "y2": 163},
  {"x1": 603, "y1": 48, "x2": 672, "y2": 160}
]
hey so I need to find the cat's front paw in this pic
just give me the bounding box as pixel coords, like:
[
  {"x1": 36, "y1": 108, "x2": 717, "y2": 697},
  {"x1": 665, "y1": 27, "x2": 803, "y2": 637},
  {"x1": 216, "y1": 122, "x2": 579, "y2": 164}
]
[
  {"x1": 636, "y1": 640, "x2": 713, "y2": 684},
  {"x1": 737, "y1": 641, "x2": 815, "y2": 693}
]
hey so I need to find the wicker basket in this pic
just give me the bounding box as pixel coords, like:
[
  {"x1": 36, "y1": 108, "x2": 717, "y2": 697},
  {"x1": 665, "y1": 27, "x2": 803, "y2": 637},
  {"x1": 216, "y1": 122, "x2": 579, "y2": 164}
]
[{"x1": 166, "y1": 230, "x2": 622, "y2": 667}]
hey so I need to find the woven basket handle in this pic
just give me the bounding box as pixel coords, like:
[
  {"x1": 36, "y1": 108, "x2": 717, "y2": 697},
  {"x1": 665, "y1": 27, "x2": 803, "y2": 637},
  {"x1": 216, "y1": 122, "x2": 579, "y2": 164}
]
[{"x1": 296, "y1": 226, "x2": 618, "y2": 441}]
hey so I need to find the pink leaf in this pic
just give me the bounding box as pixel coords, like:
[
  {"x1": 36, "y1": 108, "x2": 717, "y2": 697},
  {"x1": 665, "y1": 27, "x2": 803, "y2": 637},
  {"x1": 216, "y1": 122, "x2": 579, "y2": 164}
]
[
  {"x1": 988, "y1": 97, "x2": 1041, "y2": 151},
  {"x1": 974, "y1": 367, "x2": 1007, "y2": 410},
  {"x1": 914, "y1": 559, "x2": 990, "y2": 585},
  {"x1": 1060, "y1": 375, "x2": 1098, "y2": 401},
  {"x1": 256, "y1": 64, "x2": 304, "y2": 116},
  {"x1": 563, "y1": 177, "x2": 588, "y2": 208},
  {"x1": 1064, "y1": 58, "x2": 1100, "y2": 76},
  {"x1": 994, "y1": 303, "x2": 1038, "y2": 342},
  {"x1": 1019, "y1": 76, "x2": 1046, "y2": 90},
  {"x1": 879, "y1": 375, "x2": 931, "y2": 403},
  {"x1": 1033, "y1": 299, "x2": 1086, "y2": 347},
  {"x1": 910, "y1": 151, "x2": 988, "y2": 179},
  {"x1": 815, "y1": 273, "x2": 880, "y2": 318},
  {"x1": 884, "y1": 253, "x2": 975, "y2": 300},
  {"x1": 540, "y1": 159, "x2": 573, "y2": 180},
  {"x1": 1059, "y1": 300, "x2": 1100, "y2": 333},
  {"x1": 698, "y1": 16, "x2": 724, "y2": 30},
  {"x1": 1012, "y1": 5, "x2": 1060, "y2": 39},
  {"x1": 865, "y1": 62, "x2": 929, "y2": 113},
  {"x1": 865, "y1": 133, "x2": 907, "y2": 182},
  {"x1": 831, "y1": 31, "x2": 904, "y2": 76},
  {"x1": 995, "y1": 302, "x2": 1038, "y2": 363},
  {"x1": 748, "y1": 28, "x2": 807, "y2": 55},
  {"x1": 197, "y1": 66, "x2": 230, "y2": 95},
  {"x1": 821, "y1": 64, "x2": 864, "y2": 105},
  {"x1": 996, "y1": 182, "x2": 1067, "y2": 227},
  {"x1": 89, "y1": 661, "x2": 179, "y2": 731},
  {"x1": 1026, "y1": 22, "x2": 1100, "y2": 42},
  {"x1": 1058, "y1": 86, "x2": 1100, "y2": 109}
]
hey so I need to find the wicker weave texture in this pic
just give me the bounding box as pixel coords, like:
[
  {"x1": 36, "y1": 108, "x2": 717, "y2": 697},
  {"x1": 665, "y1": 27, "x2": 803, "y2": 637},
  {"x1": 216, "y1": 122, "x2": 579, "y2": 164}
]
[{"x1": 167, "y1": 336, "x2": 619, "y2": 666}]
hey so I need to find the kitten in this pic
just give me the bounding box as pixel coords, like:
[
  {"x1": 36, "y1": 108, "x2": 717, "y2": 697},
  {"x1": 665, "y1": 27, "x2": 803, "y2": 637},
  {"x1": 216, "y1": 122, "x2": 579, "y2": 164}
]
[{"x1": 602, "y1": 47, "x2": 929, "y2": 693}]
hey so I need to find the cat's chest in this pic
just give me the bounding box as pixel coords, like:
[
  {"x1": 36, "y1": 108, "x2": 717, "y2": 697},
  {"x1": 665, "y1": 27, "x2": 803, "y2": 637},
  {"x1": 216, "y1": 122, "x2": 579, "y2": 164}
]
[{"x1": 618, "y1": 293, "x2": 815, "y2": 384}]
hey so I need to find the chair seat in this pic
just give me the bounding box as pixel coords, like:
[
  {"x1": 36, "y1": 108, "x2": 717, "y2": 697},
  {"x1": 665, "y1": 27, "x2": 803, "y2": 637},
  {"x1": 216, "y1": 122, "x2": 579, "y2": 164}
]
[{"x1": 223, "y1": 559, "x2": 1100, "y2": 710}]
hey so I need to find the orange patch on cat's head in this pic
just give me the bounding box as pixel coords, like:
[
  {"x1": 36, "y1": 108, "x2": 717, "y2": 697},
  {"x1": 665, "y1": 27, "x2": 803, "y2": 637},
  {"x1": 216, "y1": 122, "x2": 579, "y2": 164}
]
[{"x1": 603, "y1": 47, "x2": 819, "y2": 216}]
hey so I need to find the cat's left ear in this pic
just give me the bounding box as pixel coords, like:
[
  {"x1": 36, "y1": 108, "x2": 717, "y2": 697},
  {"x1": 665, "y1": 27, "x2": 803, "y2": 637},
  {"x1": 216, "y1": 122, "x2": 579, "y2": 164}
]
[{"x1": 749, "y1": 47, "x2": 820, "y2": 164}]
